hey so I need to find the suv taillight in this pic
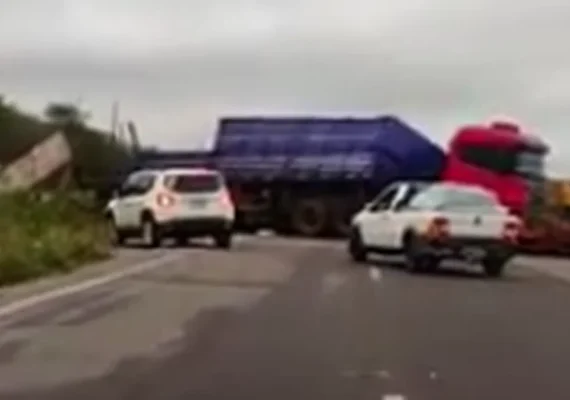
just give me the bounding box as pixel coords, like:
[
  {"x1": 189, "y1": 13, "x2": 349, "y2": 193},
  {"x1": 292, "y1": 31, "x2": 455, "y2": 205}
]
[
  {"x1": 219, "y1": 190, "x2": 233, "y2": 209},
  {"x1": 156, "y1": 192, "x2": 176, "y2": 208}
]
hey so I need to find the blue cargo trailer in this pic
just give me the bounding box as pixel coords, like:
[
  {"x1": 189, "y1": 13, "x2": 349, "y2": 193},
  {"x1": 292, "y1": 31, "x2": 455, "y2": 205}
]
[
  {"x1": 214, "y1": 116, "x2": 443, "y2": 182},
  {"x1": 129, "y1": 116, "x2": 445, "y2": 236}
]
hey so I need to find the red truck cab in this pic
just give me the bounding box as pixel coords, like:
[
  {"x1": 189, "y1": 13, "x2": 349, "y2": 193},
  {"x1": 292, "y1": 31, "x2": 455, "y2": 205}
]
[{"x1": 441, "y1": 121, "x2": 549, "y2": 216}]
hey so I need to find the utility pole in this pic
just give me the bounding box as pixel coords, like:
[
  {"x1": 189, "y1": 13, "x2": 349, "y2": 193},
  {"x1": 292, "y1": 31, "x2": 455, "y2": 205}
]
[{"x1": 110, "y1": 100, "x2": 120, "y2": 139}]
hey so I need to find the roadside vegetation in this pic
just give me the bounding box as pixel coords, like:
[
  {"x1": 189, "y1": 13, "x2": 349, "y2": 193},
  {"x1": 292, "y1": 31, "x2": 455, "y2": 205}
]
[
  {"x1": 0, "y1": 96, "x2": 135, "y2": 286},
  {"x1": 0, "y1": 193, "x2": 111, "y2": 285}
]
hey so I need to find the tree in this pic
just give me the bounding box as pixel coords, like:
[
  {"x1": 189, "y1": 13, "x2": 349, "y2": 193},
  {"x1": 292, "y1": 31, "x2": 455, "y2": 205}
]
[{"x1": 44, "y1": 102, "x2": 90, "y2": 126}]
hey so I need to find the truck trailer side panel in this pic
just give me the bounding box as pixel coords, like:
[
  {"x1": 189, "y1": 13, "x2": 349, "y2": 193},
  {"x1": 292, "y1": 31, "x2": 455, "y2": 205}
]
[{"x1": 214, "y1": 116, "x2": 444, "y2": 183}]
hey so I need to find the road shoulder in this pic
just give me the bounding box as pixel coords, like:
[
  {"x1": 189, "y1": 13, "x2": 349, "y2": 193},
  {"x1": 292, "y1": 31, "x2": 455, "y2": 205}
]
[
  {"x1": 0, "y1": 248, "x2": 173, "y2": 311},
  {"x1": 516, "y1": 255, "x2": 570, "y2": 284}
]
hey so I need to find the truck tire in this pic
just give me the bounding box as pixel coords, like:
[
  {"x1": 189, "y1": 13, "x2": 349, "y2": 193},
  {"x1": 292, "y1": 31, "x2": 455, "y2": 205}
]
[
  {"x1": 291, "y1": 198, "x2": 328, "y2": 237},
  {"x1": 482, "y1": 257, "x2": 506, "y2": 278},
  {"x1": 348, "y1": 228, "x2": 367, "y2": 263}
]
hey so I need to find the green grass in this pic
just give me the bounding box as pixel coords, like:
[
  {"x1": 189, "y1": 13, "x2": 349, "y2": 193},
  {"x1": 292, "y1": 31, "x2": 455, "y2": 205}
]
[{"x1": 0, "y1": 192, "x2": 111, "y2": 286}]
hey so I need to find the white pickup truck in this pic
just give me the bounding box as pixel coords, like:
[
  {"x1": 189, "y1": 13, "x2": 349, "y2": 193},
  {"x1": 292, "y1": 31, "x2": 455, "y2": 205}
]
[{"x1": 348, "y1": 181, "x2": 521, "y2": 277}]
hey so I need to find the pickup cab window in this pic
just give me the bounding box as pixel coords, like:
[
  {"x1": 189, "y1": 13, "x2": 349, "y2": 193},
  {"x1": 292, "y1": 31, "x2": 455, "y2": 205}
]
[
  {"x1": 407, "y1": 186, "x2": 499, "y2": 212},
  {"x1": 368, "y1": 186, "x2": 399, "y2": 211}
]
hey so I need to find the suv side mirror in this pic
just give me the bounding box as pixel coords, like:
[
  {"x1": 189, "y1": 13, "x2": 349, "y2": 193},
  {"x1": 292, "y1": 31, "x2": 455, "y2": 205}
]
[
  {"x1": 117, "y1": 186, "x2": 133, "y2": 197},
  {"x1": 369, "y1": 202, "x2": 387, "y2": 212}
]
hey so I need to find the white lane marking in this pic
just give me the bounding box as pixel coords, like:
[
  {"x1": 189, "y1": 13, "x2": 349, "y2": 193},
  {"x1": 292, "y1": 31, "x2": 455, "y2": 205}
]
[
  {"x1": 372, "y1": 369, "x2": 391, "y2": 379},
  {"x1": 0, "y1": 252, "x2": 184, "y2": 320},
  {"x1": 341, "y1": 369, "x2": 391, "y2": 379},
  {"x1": 383, "y1": 395, "x2": 406, "y2": 400},
  {"x1": 322, "y1": 272, "x2": 347, "y2": 295},
  {"x1": 369, "y1": 267, "x2": 382, "y2": 282}
]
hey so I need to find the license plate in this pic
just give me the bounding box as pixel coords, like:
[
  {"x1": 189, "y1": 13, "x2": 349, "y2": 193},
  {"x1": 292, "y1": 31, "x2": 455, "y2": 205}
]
[
  {"x1": 188, "y1": 199, "x2": 207, "y2": 208},
  {"x1": 461, "y1": 247, "x2": 486, "y2": 261}
]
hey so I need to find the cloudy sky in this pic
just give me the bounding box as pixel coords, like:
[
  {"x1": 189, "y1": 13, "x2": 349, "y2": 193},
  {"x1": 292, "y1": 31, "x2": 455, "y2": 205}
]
[{"x1": 1, "y1": 0, "x2": 569, "y2": 175}]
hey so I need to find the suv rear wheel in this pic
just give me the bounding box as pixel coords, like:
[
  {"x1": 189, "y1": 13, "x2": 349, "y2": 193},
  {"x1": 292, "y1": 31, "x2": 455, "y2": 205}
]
[
  {"x1": 141, "y1": 214, "x2": 160, "y2": 248},
  {"x1": 213, "y1": 230, "x2": 232, "y2": 249},
  {"x1": 107, "y1": 215, "x2": 126, "y2": 246}
]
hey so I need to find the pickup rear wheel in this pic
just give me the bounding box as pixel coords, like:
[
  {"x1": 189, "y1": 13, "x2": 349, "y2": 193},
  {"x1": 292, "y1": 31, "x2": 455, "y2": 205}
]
[
  {"x1": 482, "y1": 257, "x2": 506, "y2": 278},
  {"x1": 404, "y1": 233, "x2": 438, "y2": 273}
]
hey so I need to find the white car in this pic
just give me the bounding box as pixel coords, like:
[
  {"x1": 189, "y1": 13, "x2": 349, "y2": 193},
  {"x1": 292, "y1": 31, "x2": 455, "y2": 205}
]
[
  {"x1": 348, "y1": 181, "x2": 521, "y2": 277},
  {"x1": 105, "y1": 168, "x2": 235, "y2": 248}
]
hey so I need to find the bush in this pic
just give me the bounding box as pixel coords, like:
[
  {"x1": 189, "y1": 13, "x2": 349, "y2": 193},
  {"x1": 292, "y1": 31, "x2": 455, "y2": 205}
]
[{"x1": 0, "y1": 192, "x2": 111, "y2": 286}]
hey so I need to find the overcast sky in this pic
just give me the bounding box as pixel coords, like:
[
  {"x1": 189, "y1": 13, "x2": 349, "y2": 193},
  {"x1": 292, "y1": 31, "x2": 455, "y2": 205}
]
[{"x1": 1, "y1": 0, "x2": 569, "y2": 175}]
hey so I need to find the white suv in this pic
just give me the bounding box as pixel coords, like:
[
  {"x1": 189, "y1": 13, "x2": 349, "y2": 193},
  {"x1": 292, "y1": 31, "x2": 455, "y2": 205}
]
[{"x1": 105, "y1": 168, "x2": 235, "y2": 248}]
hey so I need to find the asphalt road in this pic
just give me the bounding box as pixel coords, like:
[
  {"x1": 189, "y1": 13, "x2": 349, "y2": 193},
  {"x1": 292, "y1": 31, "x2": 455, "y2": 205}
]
[{"x1": 0, "y1": 236, "x2": 569, "y2": 400}]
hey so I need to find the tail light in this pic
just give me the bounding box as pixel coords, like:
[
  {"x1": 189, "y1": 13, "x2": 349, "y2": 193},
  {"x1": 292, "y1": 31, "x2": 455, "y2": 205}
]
[
  {"x1": 219, "y1": 190, "x2": 233, "y2": 209},
  {"x1": 156, "y1": 192, "x2": 176, "y2": 208},
  {"x1": 425, "y1": 216, "x2": 450, "y2": 240},
  {"x1": 502, "y1": 219, "x2": 520, "y2": 243}
]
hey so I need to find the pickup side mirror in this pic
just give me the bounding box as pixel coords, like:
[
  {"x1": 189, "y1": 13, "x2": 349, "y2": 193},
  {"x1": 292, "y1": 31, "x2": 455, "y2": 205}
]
[
  {"x1": 367, "y1": 202, "x2": 378, "y2": 212},
  {"x1": 392, "y1": 202, "x2": 405, "y2": 212}
]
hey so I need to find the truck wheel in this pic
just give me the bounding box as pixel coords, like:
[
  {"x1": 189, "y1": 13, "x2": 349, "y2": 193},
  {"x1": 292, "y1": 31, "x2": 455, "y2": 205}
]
[
  {"x1": 141, "y1": 214, "x2": 160, "y2": 248},
  {"x1": 482, "y1": 257, "x2": 506, "y2": 278},
  {"x1": 348, "y1": 228, "x2": 367, "y2": 263},
  {"x1": 291, "y1": 198, "x2": 328, "y2": 237}
]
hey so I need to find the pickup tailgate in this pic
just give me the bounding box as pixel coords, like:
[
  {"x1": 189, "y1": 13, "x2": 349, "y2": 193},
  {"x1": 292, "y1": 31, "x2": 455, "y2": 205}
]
[{"x1": 445, "y1": 210, "x2": 507, "y2": 239}]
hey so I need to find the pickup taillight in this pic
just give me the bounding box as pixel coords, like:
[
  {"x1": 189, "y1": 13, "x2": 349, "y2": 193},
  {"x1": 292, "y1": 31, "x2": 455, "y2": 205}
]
[
  {"x1": 425, "y1": 216, "x2": 450, "y2": 240},
  {"x1": 502, "y1": 219, "x2": 520, "y2": 243}
]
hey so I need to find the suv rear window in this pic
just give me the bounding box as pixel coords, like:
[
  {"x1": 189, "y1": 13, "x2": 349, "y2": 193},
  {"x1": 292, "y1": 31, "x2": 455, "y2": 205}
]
[{"x1": 164, "y1": 174, "x2": 221, "y2": 193}]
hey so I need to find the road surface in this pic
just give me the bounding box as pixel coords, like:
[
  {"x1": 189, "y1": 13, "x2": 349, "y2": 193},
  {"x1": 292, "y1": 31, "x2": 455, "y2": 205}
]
[{"x1": 0, "y1": 236, "x2": 569, "y2": 400}]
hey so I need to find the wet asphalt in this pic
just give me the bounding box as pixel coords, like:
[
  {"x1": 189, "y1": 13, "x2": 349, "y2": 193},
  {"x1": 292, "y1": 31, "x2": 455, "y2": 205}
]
[{"x1": 0, "y1": 236, "x2": 569, "y2": 400}]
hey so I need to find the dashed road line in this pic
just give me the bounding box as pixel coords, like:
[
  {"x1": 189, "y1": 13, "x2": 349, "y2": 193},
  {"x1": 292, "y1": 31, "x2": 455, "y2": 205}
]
[{"x1": 369, "y1": 266, "x2": 383, "y2": 282}]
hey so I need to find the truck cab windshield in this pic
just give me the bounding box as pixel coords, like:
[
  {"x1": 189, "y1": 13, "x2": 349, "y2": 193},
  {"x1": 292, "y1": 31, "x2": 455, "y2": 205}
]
[{"x1": 458, "y1": 145, "x2": 545, "y2": 179}]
